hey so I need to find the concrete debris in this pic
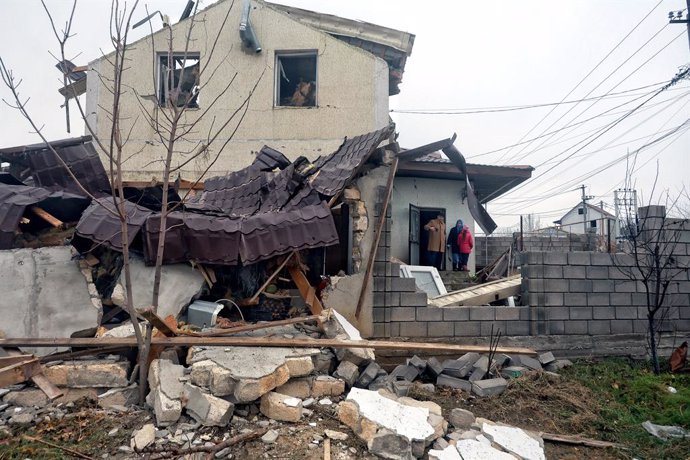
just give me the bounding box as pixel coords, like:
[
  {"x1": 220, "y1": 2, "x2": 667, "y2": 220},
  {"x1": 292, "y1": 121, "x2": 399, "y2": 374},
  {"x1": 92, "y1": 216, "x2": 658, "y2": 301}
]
[
  {"x1": 436, "y1": 374, "x2": 471, "y2": 392},
  {"x1": 544, "y1": 359, "x2": 573, "y2": 372},
  {"x1": 43, "y1": 359, "x2": 130, "y2": 388},
  {"x1": 538, "y1": 351, "x2": 556, "y2": 365},
  {"x1": 183, "y1": 383, "x2": 234, "y2": 426},
  {"x1": 3, "y1": 389, "x2": 49, "y2": 407},
  {"x1": 390, "y1": 364, "x2": 419, "y2": 383},
  {"x1": 448, "y1": 408, "x2": 475, "y2": 429},
  {"x1": 324, "y1": 429, "x2": 348, "y2": 441},
  {"x1": 260, "y1": 392, "x2": 303, "y2": 422},
  {"x1": 0, "y1": 247, "x2": 101, "y2": 356},
  {"x1": 327, "y1": 309, "x2": 375, "y2": 366},
  {"x1": 261, "y1": 429, "x2": 280, "y2": 443},
  {"x1": 356, "y1": 361, "x2": 381, "y2": 388},
  {"x1": 275, "y1": 377, "x2": 312, "y2": 399},
  {"x1": 147, "y1": 359, "x2": 185, "y2": 426},
  {"x1": 482, "y1": 422, "x2": 545, "y2": 460},
  {"x1": 334, "y1": 360, "x2": 360, "y2": 387},
  {"x1": 131, "y1": 423, "x2": 156, "y2": 450},
  {"x1": 471, "y1": 378, "x2": 508, "y2": 397},
  {"x1": 455, "y1": 439, "x2": 515, "y2": 460},
  {"x1": 98, "y1": 384, "x2": 139, "y2": 408},
  {"x1": 428, "y1": 445, "x2": 461, "y2": 460},
  {"x1": 510, "y1": 355, "x2": 542, "y2": 371},
  {"x1": 312, "y1": 375, "x2": 346, "y2": 398}
]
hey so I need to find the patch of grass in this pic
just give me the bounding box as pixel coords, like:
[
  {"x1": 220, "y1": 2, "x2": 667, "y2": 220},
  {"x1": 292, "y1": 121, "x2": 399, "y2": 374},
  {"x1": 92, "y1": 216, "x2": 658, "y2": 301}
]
[{"x1": 563, "y1": 357, "x2": 690, "y2": 459}]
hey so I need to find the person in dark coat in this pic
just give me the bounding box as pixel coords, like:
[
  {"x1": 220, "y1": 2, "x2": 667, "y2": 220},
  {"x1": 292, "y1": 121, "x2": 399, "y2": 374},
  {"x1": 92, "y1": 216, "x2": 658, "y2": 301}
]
[
  {"x1": 447, "y1": 219, "x2": 464, "y2": 271},
  {"x1": 456, "y1": 222, "x2": 474, "y2": 272}
]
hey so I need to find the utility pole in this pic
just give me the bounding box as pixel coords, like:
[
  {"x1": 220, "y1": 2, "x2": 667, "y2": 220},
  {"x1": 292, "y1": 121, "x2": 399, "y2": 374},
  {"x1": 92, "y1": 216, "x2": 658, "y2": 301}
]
[
  {"x1": 669, "y1": 1, "x2": 690, "y2": 52},
  {"x1": 579, "y1": 185, "x2": 593, "y2": 235}
]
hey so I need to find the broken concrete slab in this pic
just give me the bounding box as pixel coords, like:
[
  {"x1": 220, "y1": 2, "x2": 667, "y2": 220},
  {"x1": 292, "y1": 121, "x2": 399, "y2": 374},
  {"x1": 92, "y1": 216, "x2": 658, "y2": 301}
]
[
  {"x1": 131, "y1": 423, "x2": 156, "y2": 451},
  {"x1": 455, "y1": 439, "x2": 515, "y2": 460},
  {"x1": 3, "y1": 389, "x2": 48, "y2": 407},
  {"x1": 326, "y1": 309, "x2": 375, "y2": 366},
  {"x1": 121, "y1": 256, "x2": 204, "y2": 319},
  {"x1": 0, "y1": 247, "x2": 101, "y2": 356},
  {"x1": 188, "y1": 346, "x2": 318, "y2": 403},
  {"x1": 42, "y1": 359, "x2": 129, "y2": 388},
  {"x1": 334, "y1": 360, "x2": 360, "y2": 387},
  {"x1": 471, "y1": 378, "x2": 507, "y2": 397},
  {"x1": 147, "y1": 359, "x2": 185, "y2": 426},
  {"x1": 98, "y1": 384, "x2": 138, "y2": 408},
  {"x1": 275, "y1": 377, "x2": 312, "y2": 399},
  {"x1": 312, "y1": 375, "x2": 346, "y2": 398},
  {"x1": 482, "y1": 423, "x2": 545, "y2": 460},
  {"x1": 339, "y1": 388, "x2": 437, "y2": 458},
  {"x1": 260, "y1": 391, "x2": 302, "y2": 422},
  {"x1": 397, "y1": 397, "x2": 442, "y2": 416},
  {"x1": 183, "y1": 383, "x2": 234, "y2": 426},
  {"x1": 428, "y1": 445, "x2": 461, "y2": 460}
]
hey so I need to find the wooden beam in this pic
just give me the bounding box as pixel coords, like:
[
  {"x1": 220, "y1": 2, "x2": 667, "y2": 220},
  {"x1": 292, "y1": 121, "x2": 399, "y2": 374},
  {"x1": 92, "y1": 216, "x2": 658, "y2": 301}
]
[
  {"x1": 536, "y1": 431, "x2": 624, "y2": 449},
  {"x1": 288, "y1": 265, "x2": 323, "y2": 315},
  {"x1": 31, "y1": 373, "x2": 64, "y2": 400},
  {"x1": 30, "y1": 206, "x2": 63, "y2": 228},
  {"x1": 249, "y1": 252, "x2": 295, "y2": 303},
  {"x1": 198, "y1": 315, "x2": 322, "y2": 337},
  {"x1": 355, "y1": 158, "x2": 398, "y2": 318},
  {"x1": 0, "y1": 337, "x2": 537, "y2": 355},
  {"x1": 0, "y1": 358, "x2": 42, "y2": 387},
  {"x1": 137, "y1": 307, "x2": 178, "y2": 337},
  {"x1": 0, "y1": 355, "x2": 34, "y2": 367}
]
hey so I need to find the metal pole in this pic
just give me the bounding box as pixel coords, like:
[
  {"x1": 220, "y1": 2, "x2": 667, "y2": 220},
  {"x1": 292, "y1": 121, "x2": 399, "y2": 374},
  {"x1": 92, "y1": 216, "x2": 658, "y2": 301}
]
[
  {"x1": 607, "y1": 219, "x2": 611, "y2": 253},
  {"x1": 581, "y1": 185, "x2": 587, "y2": 234},
  {"x1": 519, "y1": 215, "x2": 524, "y2": 251}
]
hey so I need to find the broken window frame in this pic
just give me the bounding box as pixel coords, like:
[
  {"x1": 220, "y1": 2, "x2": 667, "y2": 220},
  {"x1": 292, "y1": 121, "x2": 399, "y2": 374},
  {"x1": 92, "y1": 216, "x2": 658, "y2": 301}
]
[
  {"x1": 274, "y1": 51, "x2": 318, "y2": 108},
  {"x1": 157, "y1": 52, "x2": 201, "y2": 109}
]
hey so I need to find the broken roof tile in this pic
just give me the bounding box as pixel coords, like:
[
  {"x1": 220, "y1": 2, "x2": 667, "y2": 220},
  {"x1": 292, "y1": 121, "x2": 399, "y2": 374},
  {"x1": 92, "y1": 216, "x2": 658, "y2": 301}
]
[{"x1": 75, "y1": 197, "x2": 153, "y2": 251}]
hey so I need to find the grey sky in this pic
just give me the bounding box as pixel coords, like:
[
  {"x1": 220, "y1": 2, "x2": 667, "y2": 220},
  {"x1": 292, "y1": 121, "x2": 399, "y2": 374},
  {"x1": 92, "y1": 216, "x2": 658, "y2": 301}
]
[{"x1": 0, "y1": 0, "x2": 688, "y2": 230}]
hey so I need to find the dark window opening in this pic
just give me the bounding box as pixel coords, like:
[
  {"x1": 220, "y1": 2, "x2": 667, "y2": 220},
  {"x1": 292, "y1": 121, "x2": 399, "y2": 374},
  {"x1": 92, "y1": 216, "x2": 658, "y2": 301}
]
[
  {"x1": 590, "y1": 220, "x2": 597, "y2": 228},
  {"x1": 577, "y1": 208, "x2": 584, "y2": 215},
  {"x1": 159, "y1": 54, "x2": 200, "y2": 108},
  {"x1": 276, "y1": 52, "x2": 316, "y2": 107}
]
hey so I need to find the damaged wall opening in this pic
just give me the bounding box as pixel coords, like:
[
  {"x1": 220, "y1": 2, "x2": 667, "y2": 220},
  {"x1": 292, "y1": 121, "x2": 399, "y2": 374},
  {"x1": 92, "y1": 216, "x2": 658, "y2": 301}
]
[
  {"x1": 275, "y1": 51, "x2": 317, "y2": 107},
  {"x1": 158, "y1": 53, "x2": 200, "y2": 108}
]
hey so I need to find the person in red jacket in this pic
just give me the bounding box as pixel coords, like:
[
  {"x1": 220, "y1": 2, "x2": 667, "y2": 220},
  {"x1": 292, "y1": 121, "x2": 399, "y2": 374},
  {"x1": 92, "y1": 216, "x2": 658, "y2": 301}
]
[{"x1": 456, "y1": 223, "x2": 474, "y2": 272}]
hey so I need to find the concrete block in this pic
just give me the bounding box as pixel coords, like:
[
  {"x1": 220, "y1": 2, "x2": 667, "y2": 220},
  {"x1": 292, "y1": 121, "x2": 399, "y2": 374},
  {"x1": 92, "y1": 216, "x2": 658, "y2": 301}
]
[
  {"x1": 505, "y1": 320, "x2": 530, "y2": 336},
  {"x1": 469, "y1": 307, "x2": 495, "y2": 321},
  {"x1": 592, "y1": 280, "x2": 614, "y2": 292},
  {"x1": 390, "y1": 307, "x2": 416, "y2": 322},
  {"x1": 610, "y1": 319, "x2": 634, "y2": 334},
  {"x1": 569, "y1": 279, "x2": 592, "y2": 292},
  {"x1": 588, "y1": 320, "x2": 611, "y2": 335},
  {"x1": 614, "y1": 281, "x2": 638, "y2": 293},
  {"x1": 480, "y1": 321, "x2": 506, "y2": 336},
  {"x1": 276, "y1": 378, "x2": 312, "y2": 399},
  {"x1": 443, "y1": 307, "x2": 469, "y2": 321},
  {"x1": 312, "y1": 376, "x2": 345, "y2": 398},
  {"x1": 543, "y1": 265, "x2": 563, "y2": 279},
  {"x1": 570, "y1": 307, "x2": 592, "y2": 319},
  {"x1": 390, "y1": 364, "x2": 419, "y2": 382},
  {"x1": 615, "y1": 306, "x2": 638, "y2": 319},
  {"x1": 588, "y1": 293, "x2": 610, "y2": 306},
  {"x1": 495, "y1": 308, "x2": 520, "y2": 321},
  {"x1": 544, "y1": 292, "x2": 564, "y2": 306},
  {"x1": 391, "y1": 277, "x2": 417, "y2": 292},
  {"x1": 183, "y1": 384, "x2": 234, "y2": 426},
  {"x1": 568, "y1": 252, "x2": 591, "y2": 265},
  {"x1": 522, "y1": 252, "x2": 543, "y2": 265},
  {"x1": 417, "y1": 307, "x2": 443, "y2": 321},
  {"x1": 147, "y1": 359, "x2": 185, "y2": 426},
  {"x1": 334, "y1": 361, "x2": 360, "y2": 387},
  {"x1": 564, "y1": 293, "x2": 587, "y2": 306},
  {"x1": 591, "y1": 252, "x2": 613, "y2": 265},
  {"x1": 260, "y1": 392, "x2": 302, "y2": 422},
  {"x1": 632, "y1": 320, "x2": 648, "y2": 333},
  {"x1": 356, "y1": 362, "x2": 382, "y2": 389},
  {"x1": 544, "y1": 253, "x2": 567, "y2": 264},
  {"x1": 400, "y1": 321, "x2": 428, "y2": 337},
  {"x1": 511, "y1": 355, "x2": 542, "y2": 370},
  {"x1": 563, "y1": 320, "x2": 588, "y2": 335},
  {"x1": 538, "y1": 352, "x2": 556, "y2": 365},
  {"x1": 426, "y1": 357, "x2": 444, "y2": 378},
  {"x1": 455, "y1": 321, "x2": 481, "y2": 336},
  {"x1": 427, "y1": 321, "x2": 455, "y2": 337},
  {"x1": 610, "y1": 293, "x2": 632, "y2": 306},
  {"x1": 608, "y1": 266, "x2": 630, "y2": 280},
  {"x1": 563, "y1": 265, "x2": 586, "y2": 279},
  {"x1": 401, "y1": 292, "x2": 428, "y2": 307},
  {"x1": 373, "y1": 308, "x2": 385, "y2": 322},
  {"x1": 544, "y1": 279, "x2": 569, "y2": 292},
  {"x1": 547, "y1": 306, "x2": 570, "y2": 320},
  {"x1": 549, "y1": 320, "x2": 565, "y2": 334},
  {"x1": 472, "y1": 378, "x2": 508, "y2": 397},
  {"x1": 592, "y1": 307, "x2": 615, "y2": 319},
  {"x1": 436, "y1": 374, "x2": 472, "y2": 392},
  {"x1": 43, "y1": 360, "x2": 129, "y2": 388},
  {"x1": 586, "y1": 266, "x2": 609, "y2": 279}
]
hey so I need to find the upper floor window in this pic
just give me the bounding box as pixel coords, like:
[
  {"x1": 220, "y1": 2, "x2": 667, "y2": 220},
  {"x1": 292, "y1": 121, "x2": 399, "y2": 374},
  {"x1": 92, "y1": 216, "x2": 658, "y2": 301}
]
[
  {"x1": 159, "y1": 53, "x2": 200, "y2": 108},
  {"x1": 275, "y1": 52, "x2": 317, "y2": 107},
  {"x1": 577, "y1": 208, "x2": 584, "y2": 215}
]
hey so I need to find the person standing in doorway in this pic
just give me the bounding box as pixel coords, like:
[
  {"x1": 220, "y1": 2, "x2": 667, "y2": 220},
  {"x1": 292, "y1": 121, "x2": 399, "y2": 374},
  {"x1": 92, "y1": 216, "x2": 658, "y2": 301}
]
[
  {"x1": 423, "y1": 214, "x2": 446, "y2": 270},
  {"x1": 447, "y1": 219, "x2": 464, "y2": 271},
  {"x1": 456, "y1": 221, "x2": 474, "y2": 272}
]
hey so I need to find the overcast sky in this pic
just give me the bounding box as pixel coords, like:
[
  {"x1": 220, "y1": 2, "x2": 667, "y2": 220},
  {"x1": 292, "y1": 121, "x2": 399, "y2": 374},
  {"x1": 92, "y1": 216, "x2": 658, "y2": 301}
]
[{"x1": 0, "y1": 0, "x2": 688, "y2": 230}]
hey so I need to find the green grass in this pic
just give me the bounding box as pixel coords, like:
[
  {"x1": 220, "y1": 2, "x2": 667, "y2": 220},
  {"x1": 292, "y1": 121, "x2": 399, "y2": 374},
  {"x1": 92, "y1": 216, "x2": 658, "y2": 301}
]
[{"x1": 563, "y1": 358, "x2": 690, "y2": 459}]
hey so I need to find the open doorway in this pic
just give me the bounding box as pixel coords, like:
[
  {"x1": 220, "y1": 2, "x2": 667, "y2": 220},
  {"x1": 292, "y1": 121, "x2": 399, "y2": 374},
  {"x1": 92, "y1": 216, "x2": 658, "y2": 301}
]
[{"x1": 409, "y1": 206, "x2": 446, "y2": 270}]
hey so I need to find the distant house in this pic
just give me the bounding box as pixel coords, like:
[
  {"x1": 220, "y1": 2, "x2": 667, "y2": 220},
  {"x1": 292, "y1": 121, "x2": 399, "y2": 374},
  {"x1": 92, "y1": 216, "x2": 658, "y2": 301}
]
[
  {"x1": 554, "y1": 202, "x2": 616, "y2": 236},
  {"x1": 83, "y1": 0, "x2": 414, "y2": 181}
]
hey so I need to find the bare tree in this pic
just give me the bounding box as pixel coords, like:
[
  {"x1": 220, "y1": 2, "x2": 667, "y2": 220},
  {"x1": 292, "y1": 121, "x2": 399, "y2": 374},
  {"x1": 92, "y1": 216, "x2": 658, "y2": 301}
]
[{"x1": 1, "y1": 0, "x2": 260, "y2": 402}]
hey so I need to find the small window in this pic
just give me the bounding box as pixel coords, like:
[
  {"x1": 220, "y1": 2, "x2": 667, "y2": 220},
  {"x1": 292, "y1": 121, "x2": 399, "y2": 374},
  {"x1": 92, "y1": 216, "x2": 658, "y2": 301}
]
[
  {"x1": 590, "y1": 220, "x2": 597, "y2": 228},
  {"x1": 275, "y1": 52, "x2": 317, "y2": 107},
  {"x1": 577, "y1": 208, "x2": 584, "y2": 215},
  {"x1": 158, "y1": 54, "x2": 200, "y2": 108}
]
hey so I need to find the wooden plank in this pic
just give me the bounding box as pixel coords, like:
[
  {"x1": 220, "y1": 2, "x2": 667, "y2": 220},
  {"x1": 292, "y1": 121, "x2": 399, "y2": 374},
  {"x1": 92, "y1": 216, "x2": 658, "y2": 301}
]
[
  {"x1": 249, "y1": 252, "x2": 295, "y2": 303},
  {"x1": 429, "y1": 275, "x2": 521, "y2": 307},
  {"x1": 0, "y1": 337, "x2": 537, "y2": 355},
  {"x1": 0, "y1": 355, "x2": 34, "y2": 367},
  {"x1": 536, "y1": 431, "x2": 624, "y2": 449},
  {"x1": 31, "y1": 373, "x2": 63, "y2": 400},
  {"x1": 288, "y1": 265, "x2": 323, "y2": 315},
  {"x1": 197, "y1": 315, "x2": 322, "y2": 337},
  {"x1": 137, "y1": 307, "x2": 178, "y2": 337},
  {"x1": 355, "y1": 157, "x2": 398, "y2": 318},
  {"x1": 0, "y1": 359, "x2": 42, "y2": 387},
  {"x1": 30, "y1": 206, "x2": 63, "y2": 228}
]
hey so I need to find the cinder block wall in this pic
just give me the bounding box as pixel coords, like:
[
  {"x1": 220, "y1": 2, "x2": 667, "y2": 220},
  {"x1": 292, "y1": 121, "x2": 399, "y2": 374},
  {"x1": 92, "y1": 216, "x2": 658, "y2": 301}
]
[{"x1": 475, "y1": 233, "x2": 589, "y2": 269}]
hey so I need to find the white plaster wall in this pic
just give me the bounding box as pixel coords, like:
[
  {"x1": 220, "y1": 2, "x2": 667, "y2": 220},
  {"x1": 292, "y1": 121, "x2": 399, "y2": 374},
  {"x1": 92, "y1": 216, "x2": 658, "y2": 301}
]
[
  {"x1": 86, "y1": 0, "x2": 390, "y2": 181},
  {"x1": 560, "y1": 208, "x2": 612, "y2": 235},
  {"x1": 390, "y1": 177, "x2": 476, "y2": 272}
]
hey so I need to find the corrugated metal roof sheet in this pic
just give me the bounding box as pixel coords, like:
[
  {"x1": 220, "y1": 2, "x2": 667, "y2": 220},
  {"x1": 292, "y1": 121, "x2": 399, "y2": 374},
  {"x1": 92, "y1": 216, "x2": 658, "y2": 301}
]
[
  {"x1": 311, "y1": 125, "x2": 393, "y2": 196},
  {"x1": 0, "y1": 184, "x2": 52, "y2": 249},
  {"x1": 75, "y1": 197, "x2": 153, "y2": 251},
  {"x1": 253, "y1": 145, "x2": 291, "y2": 171}
]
